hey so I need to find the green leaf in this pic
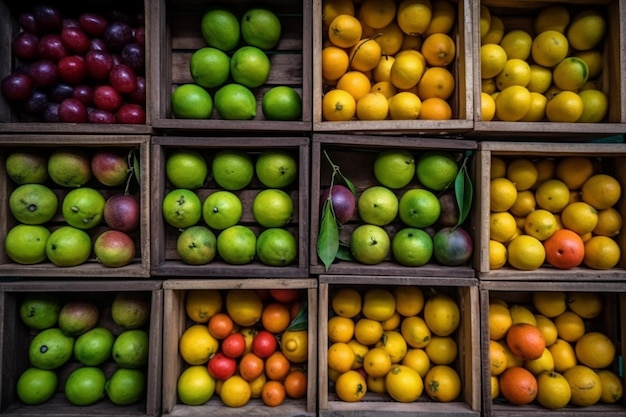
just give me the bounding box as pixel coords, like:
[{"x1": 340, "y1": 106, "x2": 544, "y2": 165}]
[
  {"x1": 454, "y1": 156, "x2": 473, "y2": 228},
  {"x1": 336, "y1": 243, "x2": 354, "y2": 261},
  {"x1": 286, "y1": 299, "x2": 308, "y2": 331},
  {"x1": 317, "y1": 201, "x2": 339, "y2": 271},
  {"x1": 133, "y1": 152, "x2": 141, "y2": 185}
]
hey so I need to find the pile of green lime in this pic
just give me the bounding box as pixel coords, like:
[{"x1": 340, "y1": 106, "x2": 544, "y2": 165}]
[
  {"x1": 171, "y1": 8, "x2": 302, "y2": 121},
  {"x1": 163, "y1": 147, "x2": 299, "y2": 267}
]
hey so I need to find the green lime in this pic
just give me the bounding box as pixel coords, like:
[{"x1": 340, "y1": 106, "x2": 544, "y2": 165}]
[
  {"x1": 261, "y1": 86, "x2": 302, "y2": 121},
  {"x1": 202, "y1": 190, "x2": 243, "y2": 230},
  {"x1": 16, "y1": 367, "x2": 58, "y2": 405},
  {"x1": 416, "y1": 151, "x2": 459, "y2": 191},
  {"x1": 171, "y1": 84, "x2": 213, "y2": 119},
  {"x1": 61, "y1": 187, "x2": 106, "y2": 230},
  {"x1": 45, "y1": 226, "x2": 92, "y2": 267},
  {"x1": 6, "y1": 151, "x2": 49, "y2": 184},
  {"x1": 256, "y1": 228, "x2": 297, "y2": 266},
  {"x1": 64, "y1": 366, "x2": 106, "y2": 406},
  {"x1": 162, "y1": 189, "x2": 202, "y2": 228},
  {"x1": 217, "y1": 225, "x2": 256, "y2": 265},
  {"x1": 392, "y1": 228, "x2": 433, "y2": 266},
  {"x1": 211, "y1": 150, "x2": 254, "y2": 191},
  {"x1": 74, "y1": 327, "x2": 114, "y2": 366},
  {"x1": 252, "y1": 189, "x2": 294, "y2": 227},
  {"x1": 166, "y1": 150, "x2": 208, "y2": 189},
  {"x1": 350, "y1": 224, "x2": 390, "y2": 265},
  {"x1": 112, "y1": 329, "x2": 149, "y2": 368},
  {"x1": 5, "y1": 224, "x2": 51, "y2": 265},
  {"x1": 105, "y1": 368, "x2": 147, "y2": 405},
  {"x1": 214, "y1": 84, "x2": 257, "y2": 120},
  {"x1": 241, "y1": 8, "x2": 282, "y2": 50},
  {"x1": 177, "y1": 365, "x2": 216, "y2": 405},
  {"x1": 357, "y1": 186, "x2": 399, "y2": 226},
  {"x1": 201, "y1": 9, "x2": 240, "y2": 52},
  {"x1": 255, "y1": 150, "x2": 298, "y2": 188},
  {"x1": 47, "y1": 148, "x2": 92, "y2": 188},
  {"x1": 9, "y1": 184, "x2": 58, "y2": 225},
  {"x1": 29, "y1": 328, "x2": 74, "y2": 370},
  {"x1": 177, "y1": 225, "x2": 217, "y2": 265},
  {"x1": 190, "y1": 47, "x2": 230, "y2": 89},
  {"x1": 19, "y1": 293, "x2": 61, "y2": 330},
  {"x1": 230, "y1": 46, "x2": 271, "y2": 88},
  {"x1": 399, "y1": 188, "x2": 441, "y2": 228},
  {"x1": 374, "y1": 149, "x2": 416, "y2": 189}
]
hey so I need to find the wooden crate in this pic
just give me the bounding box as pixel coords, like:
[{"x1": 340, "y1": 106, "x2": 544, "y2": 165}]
[
  {"x1": 471, "y1": 0, "x2": 626, "y2": 138},
  {"x1": 318, "y1": 275, "x2": 481, "y2": 416},
  {"x1": 161, "y1": 278, "x2": 317, "y2": 416},
  {"x1": 150, "y1": 136, "x2": 309, "y2": 277},
  {"x1": 149, "y1": 0, "x2": 312, "y2": 132},
  {"x1": 0, "y1": 280, "x2": 163, "y2": 417},
  {"x1": 0, "y1": 135, "x2": 151, "y2": 278},
  {"x1": 310, "y1": 134, "x2": 477, "y2": 277},
  {"x1": 480, "y1": 280, "x2": 626, "y2": 417},
  {"x1": 0, "y1": 1, "x2": 152, "y2": 134},
  {"x1": 475, "y1": 141, "x2": 626, "y2": 280},
  {"x1": 312, "y1": 0, "x2": 474, "y2": 134}
]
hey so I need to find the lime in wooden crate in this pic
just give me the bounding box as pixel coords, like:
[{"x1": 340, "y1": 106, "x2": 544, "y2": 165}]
[
  {"x1": 475, "y1": 141, "x2": 626, "y2": 280},
  {"x1": 313, "y1": 0, "x2": 474, "y2": 134},
  {"x1": 0, "y1": 1, "x2": 152, "y2": 134},
  {"x1": 150, "y1": 136, "x2": 309, "y2": 277},
  {"x1": 310, "y1": 134, "x2": 477, "y2": 277},
  {"x1": 472, "y1": 0, "x2": 625, "y2": 138},
  {"x1": 480, "y1": 280, "x2": 626, "y2": 416},
  {"x1": 149, "y1": 0, "x2": 312, "y2": 132},
  {"x1": 318, "y1": 275, "x2": 480, "y2": 416},
  {"x1": 161, "y1": 278, "x2": 317, "y2": 416},
  {"x1": 0, "y1": 280, "x2": 162, "y2": 417},
  {"x1": 0, "y1": 135, "x2": 151, "y2": 278}
]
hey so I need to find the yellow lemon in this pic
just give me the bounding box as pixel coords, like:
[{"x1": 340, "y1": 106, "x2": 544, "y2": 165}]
[
  {"x1": 593, "y1": 207, "x2": 622, "y2": 237},
  {"x1": 479, "y1": 5, "x2": 491, "y2": 38},
  {"x1": 394, "y1": 285, "x2": 424, "y2": 317},
  {"x1": 546, "y1": 91, "x2": 584, "y2": 123},
  {"x1": 480, "y1": 43, "x2": 507, "y2": 79},
  {"x1": 532, "y1": 291, "x2": 567, "y2": 318},
  {"x1": 584, "y1": 236, "x2": 621, "y2": 269},
  {"x1": 575, "y1": 331, "x2": 615, "y2": 369},
  {"x1": 527, "y1": 64, "x2": 552, "y2": 94},
  {"x1": 185, "y1": 289, "x2": 222, "y2": 323},
  {"x1": 390, "y1": 49, "x2": 426, "y2": 90},
  {"x1": 536, "y1": 370, "x2": 571, "y2": 409},
  {"x1": 323, "y1": 0, "x2": 356, "y2": 29},
  {"x1": 534, "y1": 179, "x2": 570, "y2": 213},
  {"x1": 481, "y1": 92, "x2": 496, "y2": 121},
  {"x1": 520, "y1": 92, "x2": 547, "y2": 122},
  {"x1": 489, "y1": 302, "x2": 512, "y2": 341},
  {"x1": 597, "y1": 370, "x2": 624, "y2": 403},
  {"x1": 179, "y1": 324, "x2": 219, "y2": 365},
  {"x1": 347, "y1": 338, "x2": 369, "y2": 369},
  {"x1": 555, "y1": 157, "x2": 594, "y2": 190},
  {"x1": 573, "y1": 49, "x2": 603, "y2": 79},
  {"x1": 354, "y1": 317, "x2": 384, "y2": 345},
  {"x1": 416, "y1": 66, "x2": 455, "y2": 100},
  {"x1": 423, "y1": 365, "x2": 461, "y2": 402},
  {"x1": 225, "y1": 289, "x2": 263, "y2": 327},
  {"x1": 328, "y1": 316, "x2": 355, "y2": 343},
  {"x1": 534, "y1": 5, "x2": 570, "y2": 34},
  {"x1": 402, "y1": 348, "x2": 430, "y2": 377},
  {"x1": 581, "y1": 173, "x2": 621, "y2": 210},
  {"x1": 332, "y1": 287, "x2": 362, "y2": 318},
  {"x1": 491, "y1": 375, "x2": 500, "y2": 399},
  {"x1": 424, "y1": 0, "x2": 455, "y2": 36},
  {"x1": 507, "y1": 235, "x2": 546, "y2": 270},
  {"x1": 362, "y1": 288, "x2": 396, "y2": 321},
  {"x1": 499, "y1": 29, "x2": 532, "y2": 60},
  {"x1": 397, "y1": 0, "x2": 432, "y2": 36},
  {"x1": 328, "y1": 342, "x2": 356, "y2": 373},
  {"x1": 356, "y1": 92, "x2": 389, "y2": 120},
  {"x1": 358, "y1": 0, "x2": 397, "y2": 29},
  {"x1": 509, "y1": 304, "x2": 537, "y2": 326},
  {"x1": 507, "y1": 158, "x2": 538, "y2": 191},
  {"x1": 567, "y1": 10, "x2": 606, "y2": 51},
  {"x1": 382, "y1": 311, "x2": 401, "y2": 331},
  {"x1": 549, "y1": 338, "x2": 577, "y2": 373},
  {"x1": 566, "y1": 292, "x2": 603, "y2": 319},
  {"x1": 322, "y1": 88, "x2": 357, "y2": 121},
  {"x1": 496, "y1": 58, "x2": 531, "y2": 90},
  {"x1": 577, "y1": 89, "x2": 608, "y2": 123},
  {"x1": 482, "y1": 77, "x2": 497, "y2": 94},
  {"x1": 423, "y1": 293, "x2": 460, "y2": 337},
  {"x1": 491, "y1": 156, "x2": 506, "y2": 179},
  {"x1": 376, "y1": 330, "x2": 408, "y2": 364},
  {"x1": 482, "y1": 15, "x2": 504, "y2": 45},
  {"x1": 532, "y1": 30, "x2": 569, "y2": 68},
  {"x1": 490, "y1": 177, "x2": 518, "y2": 212},
  {"x1": 363, "y1": 346, "x2": 392, "y2": 377},
  {"x1": 564, "y1": 365, "x2": 602, "y2": 406},
  {"x1": 401, "y1": 315, "x2": 431, "y2": 348},
  {"x1": 372, "y1": 55, "x2": 395, "y2": 83},
  {"x1": 561, "y1": 201, "x2": 598, "y2": 235},
  {"x1": 554, "y1": 311, "x2": 585, "y2": 342},
  {"x1": 490, "y1": 211, "x2": 517, "y2": 243},
  {"x1": 489, "y1": 239, "x2": 507, "y2": 270},
  {"x1": 400, "y1": 33, "x2": 423, "y2": 51},
  {"x1": 425, "y1": 335, "x2": 457, "y2": 365},
  {"x1": 335, "y1": 369, "x2": 367, "y2": 402},
  {"x1": 177, "y1": 365, "x2": 216, "y2": 405},
  {"x1": 489, "y1": 339, "x2": 508, "y2": 375},
  {"x1": 510, "y1": 190, "x2": 536, "y2": 217},
  {"x1": 553, "y1": 57, "x2": 589, "y2": 91},
  {"x1": 371, "y1": 81, "x2": 397, "y2": 99},
  {"x1": 524, "y1": 347, "x2": 555, "y2": 375},
  {"x1": 524, "y1": 209, "x2": 557, "y2": 241},
  {"x1": 389, "y1": 91, "x2": 422, "y2": 120},
  {"x1": 367, "y1": 374, "x2": 386, "y2": 393},
  {"x1": 349, "y1": 38, "x2": 383, "y2": 72},
  {"x1": 534, "y1": 158, "x2": 556, "y2": 185},
  {"x1": 385, "y1": 364, "x2": 424, "y2": 402},
  {"x1": 328, "y1": 14, "x2": 362, "y2": 48},
  {"x1": 495, "y1": 85, "x2": 531, "y2": 121},
  {"x1": 535, "y1": 314, "x2": 558, "y2": 346}
]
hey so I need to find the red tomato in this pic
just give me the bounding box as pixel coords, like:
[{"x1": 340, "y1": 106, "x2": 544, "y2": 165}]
[
  {"x1": 268, "y1": 289, "x2": 302, "y2": 304},
  {"x1": 207, "y1": 352, "x2": 236, "y2": 380},
  {"x1": 252, "y1": 330, "x2": 278, "y2": 358},
  {"x1": 222, "y1": 332, "x2": 246, "y2": 358}
]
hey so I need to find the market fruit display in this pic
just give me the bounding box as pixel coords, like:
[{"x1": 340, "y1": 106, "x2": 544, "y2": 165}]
[
  {"x1": 176, "y1": 288, "x2": 309, "y2": 407},
  {"x1": 488, "y1": 291, "x2": 623, "y2": 409}
]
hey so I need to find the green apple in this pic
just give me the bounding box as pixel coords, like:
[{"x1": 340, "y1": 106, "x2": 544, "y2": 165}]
[{"x1": 61, "y1": 188, "x2": 106, "y2": 229}]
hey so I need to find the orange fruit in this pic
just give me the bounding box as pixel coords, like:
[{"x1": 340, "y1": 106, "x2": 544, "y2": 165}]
[
  {"x1": 499, "y1": 366, "x2": 538, "y2": 405},
  {"x1": 322, "y1": 46, "x2": 350, "y2": 82},
  {"x1": 261, "y1": 380, "x2": 286, "y2": 407},
  {"x1": 555, "y1": 157, "x2": 594, "y2": 191},
  {"x1": 265, "y1": 351, "x2": 291, "y2": 381},
  {"x1": 416, "y1": 67, "x2": 455, "y2": 100},
  {"x1": 583, "y1": 235, "x2": 621, "y2": 270},
  {"x1": 185, "y1": 289, "x2": 222, "y2": 323},
  {"x1": 543, "y1": 229, "x2": 585, "y2": 270},
  {"x1": 358, "y1": 0, "x2": 397, "y2": 29},
  {"x1": 418, "y1": 97, "x2": 452, "y2": 120},
  {"x1": 421, "y1": 33, "x2": 455, "y2": 67},
  {"x1": 328, "y1": 14, "x2": 362, "y2": 48},
  {"x1": 349, "y1": 38, "x2": 383, "y2": 72},
  {"x1": 239, "y1": 352, "x2": 264, "y2": 381},
  {"x1": 336, "y1": 71, "x2": 372, "y2": 101},
  {"x1": 322, "y1": 89, "x2": 356, "y2": 121},
  {"x1": 284, "y1": 369, "x2": 307, "y2": 399},
  {"x1": 581, "y1": 174, "x2": 621, "y2": 210},
  {"x1": 506, "y1": 323, "x2": 546, "y2": 360},
  {"x1": 261, "y1": 302, "x2": 291, "y2": 334},
  {"x1": 208, "y1": 312, "x2": 234, "y2": 339},
  {"x1": 373, "y1": 22, "x2": 404, "y2": 56},
  {"x1": 323, "y1": 0, "x2": 356, "y2": 29}
]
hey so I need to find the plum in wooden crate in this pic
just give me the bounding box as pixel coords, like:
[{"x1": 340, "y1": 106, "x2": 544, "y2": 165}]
[
  {"x1": 0, "y1": 1, "x2": 152, "y2": 134},
  {"x1": 472, "y1": 0, "x2": 625, "y2": 138},
  {"x1": 310, "y1": 134, "x2": 477, "y2": 277},
  {"x1": 312, "y1": 0, "x2": 474, "y2": 134},
  {"x1": 480, "y1": 280, "x2": 626, "y2": 416},
  {"x1": 150, "y1": 136, "x2": 309, "y2": 277},
  {"x1": 0, "y1": 135, "x2": 150, "y2": 278},
  {"x1": 318, "y1": 275, "x2": 480, "y2": 416},
  {"x1": 149, "y1": 0, "x2": 312, "y2": 132},
  {"x1": 475, "y1": 141, "x2": 626, "y2": 280},
  {"x1": 0, "y1": 280, "x2": 162, "y2": 416},
  {"x1": 161, "y1": 278, "x2": 317, "y2": 416}
]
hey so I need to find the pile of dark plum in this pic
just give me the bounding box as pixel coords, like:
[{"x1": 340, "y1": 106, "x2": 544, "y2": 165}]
[{"x1": 2, "y1": 3, "x2": 146, "y2": 124}]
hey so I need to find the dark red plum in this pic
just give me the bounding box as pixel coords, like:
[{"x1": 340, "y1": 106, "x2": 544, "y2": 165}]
[
  {"x1": 59, "y1": 98, "x2": 88, "y2": 123},
  {"x1": 78, "y1": 12, "x2": 109, "y2": 37},
  {"x1": 37, "y1": 34, "x2": 67, "y2": 61},
  {"x1": 12, "y1": 32, "x2": 40, "y2": 61},
  {"x1": 92, "y1": 150, "x2": 129, "y2": 186},
  {"x1": 57, "y1": 55, "x2": 87, "y2": 85},
  {"x1": 104, "y1": 194, "x2": 140, "y2": 232},
  {"x1": 120, "y1": 43, "x2": 144, "y2": 72},
  {"x1": 126, "y1": 76, "x2": 146, "y2": 105},
  {"x1": 33, "y1": 5, "x2": 63, "y2": 32},
  {"x1": 42, "y1": 102, "x2": 60, "y2": 122},
  {"x1": 89, "y1": 38, "x2": 108, "y2": 52},
  {"x1": 19, "y1": 12, "x2": 40, "y2": 34},
  {"x1": 88, "y1": 108, "x2": 116, "y2": 124},
  {"x1": 85, "y1": 50, "x2": 113, "y2": 80},
  {"x1": 116, "y1": 103, "x2": 145, "y2": 124},
  {"x1": 62, "y1": 18, "x2": 80, "y2": 29},
  {"x1": 1, "y1": 73, "x2": 34, "y2": 101},
  {"x1": 23, "y1": 90, "x2": 48, "y2": 114},
  {"x1": 320, "y1": 184, "x2": 356, "y2": 224},
  {"x1": 72, "y1": 85, "x2": 94, "y2": 105},
  {"x1": 133, "y1": 27, "x2": 145, "y2": 47},
  {"x1": 103, "y1": 22, "x2": 133, "y2": 51},
  {"x1": 109, "y1": 64, "x2": 137, "y2": 93},
  {"x1": 49, "y1": 83, "x2": 74, "y2": 103},
  {"x1": 433, "y1": 226, "x2": 473, "y2": 266},
  {"x1": 28, "y1": 60, "x2": 59, "y2": 87},
  {"x1": 61, "y1": 26, "x2": 90, "y2": 54},
  {"x1": 93, "y1": 85, "x2": 123, "y2": 111}
]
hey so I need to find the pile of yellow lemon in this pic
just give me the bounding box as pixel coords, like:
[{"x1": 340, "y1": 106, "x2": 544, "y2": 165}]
[
  {"x1": 489, "y1": 155, "x2": 622, "y2": 271},
  {"x1": 321, "y1": 0, "x2": 458, "y2": 121},
  {"x1": 488, "y1": 291, "x2": 623, "y2": 409},
  {"x1": 480, "y1": 5, "x2": 608, "y2": 123},
  {"x1": 327, "y1": 286, "x2": 463, "y2": 403}
]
